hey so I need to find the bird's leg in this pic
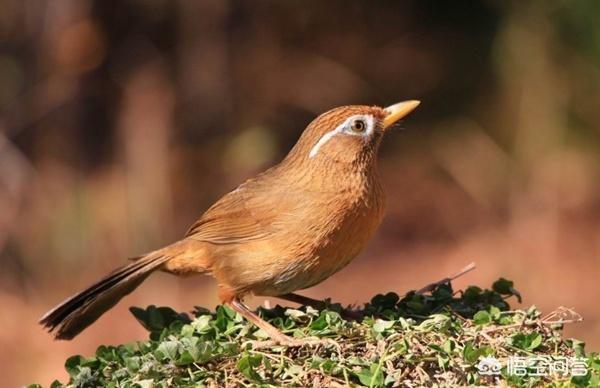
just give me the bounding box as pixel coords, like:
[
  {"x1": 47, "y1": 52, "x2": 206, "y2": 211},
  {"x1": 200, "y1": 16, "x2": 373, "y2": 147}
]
[
  {"x1": 228, "y1": 297, "x2": 339, "y2": 349},
  {"x1": 278, "y1": 292, "x2": 363, "y2": 320},
  {"x1": 228, "y1": 298, "x2": 291, "y2": 343}
]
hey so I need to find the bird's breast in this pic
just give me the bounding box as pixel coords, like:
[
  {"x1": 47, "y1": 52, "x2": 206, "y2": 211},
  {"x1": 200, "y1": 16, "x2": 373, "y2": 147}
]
[{"x1": 250, "y1": 175, "x2": 386, "y2": 295}]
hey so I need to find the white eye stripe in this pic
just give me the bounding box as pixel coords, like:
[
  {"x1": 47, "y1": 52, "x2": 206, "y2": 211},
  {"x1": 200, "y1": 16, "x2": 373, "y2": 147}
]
[
  {"x1": 309, "y1": 115, "x2": 374, "y2": 158},
  {"x1": 309, "y1": 126, "x2": 342, "y2": 158}
]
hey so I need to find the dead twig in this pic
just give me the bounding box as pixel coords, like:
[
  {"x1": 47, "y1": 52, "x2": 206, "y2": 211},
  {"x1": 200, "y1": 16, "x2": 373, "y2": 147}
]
[
  {"x1": 481, "y1": 307, "x2": 583, "y2": 335},
  {"x1": 541, "y1": 306, "x2": 583, "y2": 325},
  {"x1": 415, "y1": 262, "x2": 476, "y2": 295}
]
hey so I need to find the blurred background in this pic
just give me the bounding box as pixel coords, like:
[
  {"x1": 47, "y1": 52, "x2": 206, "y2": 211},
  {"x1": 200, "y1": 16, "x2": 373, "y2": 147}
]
[{"x1": 1, "y1": 0, "x2": 599, "y2": 385}]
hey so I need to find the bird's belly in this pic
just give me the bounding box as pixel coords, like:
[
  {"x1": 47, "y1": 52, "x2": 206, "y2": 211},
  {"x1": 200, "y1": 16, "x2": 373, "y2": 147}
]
[
  {"x1": 239, "y1": 210, "x2": 382, "y2": 296},
  {"x1": 247, "y1": 242, "x2": 367, "y2": 296},
  {"x1": 266, "y1": 253, "x2": 357, "y2": 295}
]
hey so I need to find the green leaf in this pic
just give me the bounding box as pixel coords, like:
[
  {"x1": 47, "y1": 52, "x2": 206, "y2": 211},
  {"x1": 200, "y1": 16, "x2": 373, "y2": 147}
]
[
  {"x1": 180, "y1": 323, "x2": 195, "y2": 338},
  {"x1": 129, "y1": 307, "x2": 148, "y2": 328},
  {"x1": 432, "y1": 283, "x2": 454, "y2": 302},
  {"x1": 511, "y1": 332, "x2": 542, "y2": 351},
  {"x1": 155, "y1": 340, "x2": 180, "y2": 360},
  {"x1": 416, "y1": 314, "x2": 450, "y2": 331},
  {"x1": 393, "y1": 338, "x2": 409, "y2": 355},
  {"x1": 530, "y1": 333, "x2": 542, "y2": 350},
  {"x1": 437, "y1": 354, "x2": 450, "y2": 369},
  {"x1": 372, "y1": 319, "x2": 394, "y2": 333},
  {"x1": 569, "y1": 339, "x2": 586, "y2": 357},
  {"x1": 49, "y1": 380, "x2": 63, "y2": 388},
  {"x1": 492, "y1": 278, "x2": 513, "y2": 294},
  {"x1": 590, "y1": 354, "x2": 600, "y2": 371},
  {"x1": 148, "y1": 306, "x2": 170, "y2": 329},
  {"x1": 489, "y1": 306, "x2": 501, "y2": 320},
  {"x1": 473, "y1": 310, "x2": 492, "y2": 325},
  {"x1": 370, "y1": 292, "x2": 399, "y2": 309},
  {"x1": 130, "y1": 305, "x2": 189, "y2": 332},
  {"x1": 125, "y1": 356, "x2": 141, "y2": 372},
  {"x1": 463, "y1": 286, "x2": 482, "y2": 302},
  {"x1": 191, "y1": 314, "x2": 212, "y2": 334},
  {"x1": 64, "y1": 355, "x2": 84, "y2": 377},
  {"x1": 463, "y1": 342, "x2": 493, "y2": 363},
  {"x1": 492, "y1": 278, "x2": 522, "y2": 303},
  {"x1": 356, "y1": 363, "x2": 384, "y2": 387},
  {"x1": 442, "y1": 339, "x2": 456, "y2": 354},
  {"x1": 237, "y1": 353, "x2": 263, "y2": 382}
]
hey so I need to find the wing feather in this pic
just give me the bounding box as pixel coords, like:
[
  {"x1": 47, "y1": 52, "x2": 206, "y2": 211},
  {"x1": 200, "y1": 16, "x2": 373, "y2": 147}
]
[{"x1": 185, "y1": 176, "x2": 287, "y2": 244}]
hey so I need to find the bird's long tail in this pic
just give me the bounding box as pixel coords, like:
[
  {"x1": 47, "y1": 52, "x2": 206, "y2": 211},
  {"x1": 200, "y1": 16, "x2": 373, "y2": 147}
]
[{"x1": 39, "y1": 250, "x2": 172, "y2": 340}]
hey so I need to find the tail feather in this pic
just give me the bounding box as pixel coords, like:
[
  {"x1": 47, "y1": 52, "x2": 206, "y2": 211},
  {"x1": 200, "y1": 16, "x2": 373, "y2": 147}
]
[{"x1": 39, "y1": 253, "x2": 171, "y2": 340}]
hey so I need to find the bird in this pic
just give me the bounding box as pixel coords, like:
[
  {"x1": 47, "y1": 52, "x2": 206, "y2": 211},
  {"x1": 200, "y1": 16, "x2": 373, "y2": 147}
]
[{"x1": 40, "y1": 100, "x2": 420, "y2": 346}]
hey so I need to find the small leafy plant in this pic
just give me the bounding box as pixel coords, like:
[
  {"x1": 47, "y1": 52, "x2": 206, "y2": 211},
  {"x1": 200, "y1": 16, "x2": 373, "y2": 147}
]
[{"x1": 30, "y1": 278, "x2": 599, "y2": 387}]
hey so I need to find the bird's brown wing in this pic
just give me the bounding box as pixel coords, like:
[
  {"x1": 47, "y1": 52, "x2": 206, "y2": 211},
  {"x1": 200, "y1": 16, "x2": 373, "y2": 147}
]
[{"x1": 185, "y1": 175, "x2": 288, "y2": 245}]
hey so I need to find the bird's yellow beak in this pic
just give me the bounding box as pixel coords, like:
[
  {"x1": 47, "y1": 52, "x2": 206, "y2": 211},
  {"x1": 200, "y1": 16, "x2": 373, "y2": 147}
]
[{"x1": 383, "y1": 100, "x2": 420, "y2": 129}]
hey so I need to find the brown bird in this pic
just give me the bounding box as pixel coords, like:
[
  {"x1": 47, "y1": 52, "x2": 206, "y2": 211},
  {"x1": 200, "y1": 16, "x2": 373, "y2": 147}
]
[{"x1": 40, "y1": 100, "x2": 420, "y2": 346}]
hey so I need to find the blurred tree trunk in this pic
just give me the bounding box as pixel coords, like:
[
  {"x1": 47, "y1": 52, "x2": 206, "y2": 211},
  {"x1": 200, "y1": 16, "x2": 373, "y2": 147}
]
[
  {"x1": 119, "y1": 64, "x2": 175, "y2": 251},
  {"x1": 177, "y1": 0, "x2": 232, "y2": 130},
  {"x1": 496, "y1": 2, "x2": 567, "y2": 263}
]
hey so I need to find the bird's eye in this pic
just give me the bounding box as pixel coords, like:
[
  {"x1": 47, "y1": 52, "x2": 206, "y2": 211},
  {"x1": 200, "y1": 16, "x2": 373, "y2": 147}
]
[{"x1": 350, "y1": 119, "x2": 366, "y2": 133}]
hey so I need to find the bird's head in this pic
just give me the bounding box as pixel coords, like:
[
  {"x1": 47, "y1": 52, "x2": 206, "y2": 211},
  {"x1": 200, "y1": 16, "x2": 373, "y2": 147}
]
[{"x1": 283, "y1": 101, "x2": 420, "y2": 173}]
